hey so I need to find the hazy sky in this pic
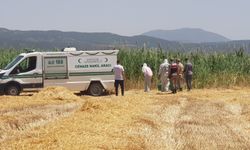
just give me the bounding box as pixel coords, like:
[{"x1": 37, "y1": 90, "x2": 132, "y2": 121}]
[{"x1": 0, "y1": 0, "x2": 249, "y2": 40}]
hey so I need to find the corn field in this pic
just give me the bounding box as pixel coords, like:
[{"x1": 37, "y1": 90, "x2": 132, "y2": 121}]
[
  {"x1": 0, "y1": 49, "x2": 24, "y2": 69},
  {"x1": 0, "y1": 48, "x2": 250, "y2": 89},
  {"x1": 118, "y1": 48, "x2": 250, "y2": 88}
]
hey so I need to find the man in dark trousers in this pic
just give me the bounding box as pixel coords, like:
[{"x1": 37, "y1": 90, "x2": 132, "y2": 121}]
[
  {"x1": 113, "y1": 60, "x2": 125, "y2": 96},
  {"x1": 169, "y1": 58, "x2": 178, "y2": 94},
  {"x1": 184, "y1": 58, "x2": 193, "y2": 91}
]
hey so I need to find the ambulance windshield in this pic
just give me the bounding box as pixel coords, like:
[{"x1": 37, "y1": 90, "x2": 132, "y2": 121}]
[{"x1": 4, "y1": 55, "x2": 24, "y2": 70}]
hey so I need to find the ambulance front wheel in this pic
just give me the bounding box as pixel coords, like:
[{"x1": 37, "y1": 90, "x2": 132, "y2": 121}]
[
  {"x1": 88, "y1": 82, "x2": 104, "y2": 96},
  {"x1": 5, "y1": 84, "x2": 21, "y2": 96}
]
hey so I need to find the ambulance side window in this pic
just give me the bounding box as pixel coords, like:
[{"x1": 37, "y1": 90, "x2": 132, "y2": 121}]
[{"x1": 10, "y1": 56, "x2": 37, "y2": 74}]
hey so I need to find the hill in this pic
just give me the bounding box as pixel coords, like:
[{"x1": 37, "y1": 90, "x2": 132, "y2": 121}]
[
  {"x1": 143, "y1": 28, "x2": 230, "y2": 43},
  {"x1": 0, "y1": 27, "x2": 180, "y2": 50},
  {"x1": 0, "y1": 27, "x2": 250, "y2": 52}
]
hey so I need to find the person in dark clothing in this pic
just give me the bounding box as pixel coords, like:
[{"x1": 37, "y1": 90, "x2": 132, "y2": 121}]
[
  {"x1": 184, "y1": 58, "x2": 193, "y2": 91},
  {"x1": 169, "y1": 58, "x2": 179, "y2": 94}
]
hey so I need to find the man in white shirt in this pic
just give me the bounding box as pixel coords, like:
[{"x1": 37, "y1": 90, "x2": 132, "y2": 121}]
[{"x1": 113, "y1": 60, "x2": 125, "y2": 96}]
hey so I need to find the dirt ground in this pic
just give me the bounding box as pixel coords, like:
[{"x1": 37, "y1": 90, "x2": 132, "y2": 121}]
[{"x1": 0, "y1": 87, "x2": 250, "y2": 149}]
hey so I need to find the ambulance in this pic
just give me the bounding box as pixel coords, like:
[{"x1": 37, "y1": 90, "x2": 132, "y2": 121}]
[{"x1": 0, "y1": 48, "x2": 118, "y2": 96}]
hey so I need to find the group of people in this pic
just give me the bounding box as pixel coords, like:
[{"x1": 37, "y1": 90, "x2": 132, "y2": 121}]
[
  {"x1": 158, "y1": 58, "x2": 193, "y2": 94},
  {"x1": 113, "y1": 58, "x2": 193, "y2": 96}
]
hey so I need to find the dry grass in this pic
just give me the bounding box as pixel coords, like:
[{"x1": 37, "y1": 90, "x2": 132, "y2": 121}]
[
  {"x1": 0, "y1": 87, "x2": 250, "y2": 149},
  {"x1": 0, "y1": 87, "x2": 81, "y2": 144},
  {"x1": 32, "y1": 86, "x2": 81, "y2": 101},
  {"x1": 0, "y1": 86, "x2": 80, "y2": 110}
]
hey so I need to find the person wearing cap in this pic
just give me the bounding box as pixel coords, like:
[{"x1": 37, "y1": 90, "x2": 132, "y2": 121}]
[
  {"x1": 142, "y1": 63, "x2": 153, "y2": 92},
  {"x1": 158, "y1": 59, "x2": 170, "y2": 92},
  {"x1": 176, "y1": 58, "x2": 184, "y2": 91}
]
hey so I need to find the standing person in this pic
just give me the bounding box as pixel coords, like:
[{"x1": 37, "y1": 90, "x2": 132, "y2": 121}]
[
  {"x1": 169, "y1": 58, "x2": 178, "y2": 94},
  {"x1": 142, "y1": 63, "x2": 153, "y2": 92},
  {"x1": 176, "y1": 58, "x2": 184, "y2": 91},
  {"x1": 113, "y1": 60, "x2": 125, "y2": 96},
  {"x1": 184, "y1": 58, "x2": 193, "y2": 91},
  {"x1": 158, "y1": 59, "x2": 170, "y2": 92}
]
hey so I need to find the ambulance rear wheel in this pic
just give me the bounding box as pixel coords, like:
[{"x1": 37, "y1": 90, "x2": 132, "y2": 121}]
[
  {"x1": 5, "y1": 84, "x2": 20, "y2": 96},
  {"x1": 88, "y1": 82, "x2": 104, "y2": 96}
]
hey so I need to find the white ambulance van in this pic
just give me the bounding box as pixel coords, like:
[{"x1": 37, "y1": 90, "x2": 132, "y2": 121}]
[{"x1": 0, "y1": 48, "x2": 119, "y2": 96}]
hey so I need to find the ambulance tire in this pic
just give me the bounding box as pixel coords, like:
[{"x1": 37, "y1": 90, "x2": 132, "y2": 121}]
[
  {"x1": 5, "y1": 84, "x2": 21, "y2": 96},
  {"x1": 88, "y1": 82, "x2": 104, "y2": 96}
]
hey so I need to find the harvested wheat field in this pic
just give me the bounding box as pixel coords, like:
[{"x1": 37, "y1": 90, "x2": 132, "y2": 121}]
[{"x1": 0, "y1": 87, "x2": 250, "y2": 149}]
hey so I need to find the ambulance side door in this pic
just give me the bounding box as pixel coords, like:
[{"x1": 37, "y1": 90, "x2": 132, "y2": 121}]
[{"x1": 9, "y1": 55, "x2": 43, "y2": 89}]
